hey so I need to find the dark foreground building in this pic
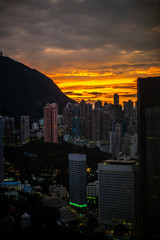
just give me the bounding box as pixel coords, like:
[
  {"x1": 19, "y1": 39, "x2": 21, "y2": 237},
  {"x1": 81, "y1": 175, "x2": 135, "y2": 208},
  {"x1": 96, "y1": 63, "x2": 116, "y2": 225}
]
[
  {"x1": 137, "y1": 76, "x2": 160, "y2": 240},
  {"x1": 0, "y1": 116, "x2": 4, "y2": 183}
]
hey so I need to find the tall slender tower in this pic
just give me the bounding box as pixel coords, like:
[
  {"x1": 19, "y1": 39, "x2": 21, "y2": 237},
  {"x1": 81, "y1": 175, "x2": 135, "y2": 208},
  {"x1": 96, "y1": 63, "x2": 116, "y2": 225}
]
[
  {"x1": 4, "y1": 117, "x2": 14, "y2": 145},
  {"x1": 0, "y1": 116, "x2": 4, "y2": 183},
  {"x1": 114, "y1": 93, "x2": 119, "y2": 105},
  {"x1": 137, "y1": 76, "x2": 160, "y2": 240},
  {"x1": 69, "y1": 153, "x2": 87, "y2": 208},
  {"x1": 21, "y1": 115, "x2": 30, "y2": 144},
  {"x1": 44, "y1": 103, "x2": 58, "y2": 143}
]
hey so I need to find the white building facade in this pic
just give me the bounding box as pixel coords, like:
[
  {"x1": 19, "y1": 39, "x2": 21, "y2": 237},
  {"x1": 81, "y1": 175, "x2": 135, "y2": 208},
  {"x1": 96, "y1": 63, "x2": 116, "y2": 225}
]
[{"x1": 98, "y1": 160, "x2": 140, "y2": 232}]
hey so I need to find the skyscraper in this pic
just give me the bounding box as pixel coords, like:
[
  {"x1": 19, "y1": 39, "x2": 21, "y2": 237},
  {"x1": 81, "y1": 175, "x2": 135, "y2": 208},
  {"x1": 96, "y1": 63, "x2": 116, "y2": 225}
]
[
  {"x1": 123, "y1": 100, "x2": 133, "y2": 118},
  {"x1": 4, "y1": 117, "x2": 14, "y2": 145},
  {"x1": 69, "y1": 153, "x2": 87, "y2": 208},
  {"x1": 80, "y1": 100, "x2": 92, "y2": 139},
  {"x1": 21, "y1": 115, "x2": 30, "y2": 144},
  {"x1": 0, "y1": 116, "x2": 4, "y2": 183},
  {"x1": 98, "y1": 160, "x2": 140, "y2": 234},
  {"x1": 72, "y1": 116, "x2": 81, "y2": 139},
  {"x1": 137, "y1": 76, "x2": 160, "y2": 240},
  {"x1": 44, "y1": 103, "x2": 58, "y2": 143},
  {"x1": 90, "y1": 108, "x2": 101, "y2": 141},
  {"x1": 63, "y1": 102, "x2": 74, "y2": 135},
  {"x1": 114, "y1": 93, "x2": 119, "y2": 105},
  {"x1": 95, "y1": 100, "x2": 102, "y2": 109}
]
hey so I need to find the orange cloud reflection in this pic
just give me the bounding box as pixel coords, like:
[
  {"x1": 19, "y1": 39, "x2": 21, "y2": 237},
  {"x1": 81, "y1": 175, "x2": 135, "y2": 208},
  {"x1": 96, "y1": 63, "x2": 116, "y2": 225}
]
[{"x1": 46, "y1": 65, "x2": 160, "y2": 105}]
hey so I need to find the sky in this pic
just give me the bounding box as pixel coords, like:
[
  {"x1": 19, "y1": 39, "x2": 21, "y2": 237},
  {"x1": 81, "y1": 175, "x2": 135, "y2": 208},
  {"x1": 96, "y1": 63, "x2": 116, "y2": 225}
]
[{"x1": 0, "y1": 0, "x2": 160, "y2": 105}]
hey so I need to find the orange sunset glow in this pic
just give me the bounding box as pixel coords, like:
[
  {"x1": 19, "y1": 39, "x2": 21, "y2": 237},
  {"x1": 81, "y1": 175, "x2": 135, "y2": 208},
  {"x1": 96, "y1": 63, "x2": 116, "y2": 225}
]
[
  {"x1": 50, "y1": 75, "x2": 137, "y2": 105},
  {"x1": 46, "y1": 64, "x2": 160, "y2": 105},
  {"x1": 1, "y1": 0, "x2": 160, "y2": 107}
]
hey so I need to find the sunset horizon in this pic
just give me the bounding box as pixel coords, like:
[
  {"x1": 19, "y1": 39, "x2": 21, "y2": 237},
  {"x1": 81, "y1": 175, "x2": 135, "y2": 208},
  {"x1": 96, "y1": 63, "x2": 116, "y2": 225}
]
[
  {"x1": 0, "y1": 1, "x2": 160, "y2": 238},
  {"x1": 13, "y1": 55, "x2": 160, "y2": 106},
  {"x1": 1, "y1": 0, "x2": 160, "y2": 105}
]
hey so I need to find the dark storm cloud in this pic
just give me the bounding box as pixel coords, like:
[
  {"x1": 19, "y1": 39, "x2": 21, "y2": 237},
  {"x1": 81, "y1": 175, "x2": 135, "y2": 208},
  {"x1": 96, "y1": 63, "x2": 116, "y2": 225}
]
[
  {"x1": 121, "y1": 93, "x2": 137, "y2": 98},
  {"x1": 102, "y1": 63, "x2": 160, "y2": 71},
  {"x1": 0, "y1": 0, "x2": 160, "y2": 54},
  {"x1": 88, "y1": 92, "x2": 101, "y2": 95},
  {"x1": 64, "y1": 91, "x2": 83, "y2": 96},
  {"x1": 112, "y1": 85, "x2": 137, "y2": 89},
  {"x1": 61, "y1": 85, "x2": 107, "y2": 90}
]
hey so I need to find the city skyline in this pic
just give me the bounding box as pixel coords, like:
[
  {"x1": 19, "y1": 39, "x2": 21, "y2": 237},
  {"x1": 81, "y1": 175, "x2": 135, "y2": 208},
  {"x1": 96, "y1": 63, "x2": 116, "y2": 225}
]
[
  {"x1": 0, "y1": 0, "x2": 160, "y2": 104},
  {"x1": 1, "y1": 76, "x2": 159, "y2": 238}
]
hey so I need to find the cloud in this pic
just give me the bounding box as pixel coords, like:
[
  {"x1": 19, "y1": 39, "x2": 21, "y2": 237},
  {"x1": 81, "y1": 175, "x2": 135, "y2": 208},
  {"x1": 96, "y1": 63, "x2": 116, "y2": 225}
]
[
  {"x1": 112, "y1": 84, "x2": 137, "y2": 89},
  {"x1": 152, "y1": 25, "x2": 160, "y2": 33},
  {"x1": 64, "y1": 91, "x2": 83, "y2": 96},
  {"x1": 120, "y1": 93, "x2": 137, "y2": 98},
  {"x1": 88, "y1": 92, "x2": 102, "y2": 96},
  {"x1": 63, "y1": 91, "x2": 73, "y2": 95},
  {"x1": 61, "y1": 85, "x2": 107, "y2": 91},
  {"x1": 0, "y1": 0, "x2": 159, "y2": 105},
  {"x1": 0, "y1": 0, "x2": 160, "y2": 55}
]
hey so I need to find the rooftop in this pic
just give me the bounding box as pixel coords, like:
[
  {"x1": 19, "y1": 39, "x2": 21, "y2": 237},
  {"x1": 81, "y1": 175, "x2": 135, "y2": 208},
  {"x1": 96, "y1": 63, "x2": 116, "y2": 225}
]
[
  {"x1": 102, "y1": 159, "x2": 137, "y2": 165},
  {"x1": 2, "y1": 181, "x2": 21, "y2": 186}
]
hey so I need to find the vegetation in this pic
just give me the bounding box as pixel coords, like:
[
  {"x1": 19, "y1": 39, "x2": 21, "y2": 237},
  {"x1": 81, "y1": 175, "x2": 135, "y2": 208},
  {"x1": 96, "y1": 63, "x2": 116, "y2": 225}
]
[
  {"x1": 4, "y1": 140, "x2": 110, "y2": 187},
  {"x1": 0, "y1": 55, "x2": 75, "y2": 127},
  {"x1": 2, "y1": 141, "x2": 111, "y2": 238}
]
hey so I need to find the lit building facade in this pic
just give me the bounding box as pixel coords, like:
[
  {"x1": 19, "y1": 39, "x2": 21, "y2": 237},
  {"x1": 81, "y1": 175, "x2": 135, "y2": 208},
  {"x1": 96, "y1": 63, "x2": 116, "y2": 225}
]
[
  {"x1": 69, "y1": 153, "x2": 87, "y2": 208},
  {"x1": 98, "y1": 160, "x2": 140, "y2": 233},
  {"x1": 44, "y1": 103, "x2": 58, "y2": 143},
  {"x1": 87, "y1": 181, "x2": 98, "y2": 197}
]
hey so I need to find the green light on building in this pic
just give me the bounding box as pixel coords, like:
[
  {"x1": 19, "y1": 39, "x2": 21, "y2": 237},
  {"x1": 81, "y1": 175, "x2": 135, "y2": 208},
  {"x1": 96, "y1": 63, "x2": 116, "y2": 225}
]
[
  {"x1": 87, "y1": 196, "x2": 96, "y2": 200},
  {"x1": 69, "y1": 202, "x2": 87, "y2": 208}
]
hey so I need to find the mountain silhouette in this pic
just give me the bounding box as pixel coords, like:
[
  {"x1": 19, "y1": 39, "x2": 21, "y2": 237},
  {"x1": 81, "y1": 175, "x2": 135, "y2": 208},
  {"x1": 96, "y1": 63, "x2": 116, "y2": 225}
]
[{"x1": 0, "y1": 55, "x2": 75, "y2": 127}]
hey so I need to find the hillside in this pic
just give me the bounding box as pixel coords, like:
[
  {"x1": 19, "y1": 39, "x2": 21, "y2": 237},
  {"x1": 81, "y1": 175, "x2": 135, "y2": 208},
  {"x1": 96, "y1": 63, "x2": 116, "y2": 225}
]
[{"x1": 0, "y1": 56, "x2": 75, "y2": 127}]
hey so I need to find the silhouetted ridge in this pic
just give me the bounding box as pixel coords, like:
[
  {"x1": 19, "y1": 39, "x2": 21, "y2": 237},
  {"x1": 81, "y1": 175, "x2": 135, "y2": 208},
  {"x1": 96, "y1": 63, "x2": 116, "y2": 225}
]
[{"x1": 0, "y1": 56, "x2": 75, "y2": 127}]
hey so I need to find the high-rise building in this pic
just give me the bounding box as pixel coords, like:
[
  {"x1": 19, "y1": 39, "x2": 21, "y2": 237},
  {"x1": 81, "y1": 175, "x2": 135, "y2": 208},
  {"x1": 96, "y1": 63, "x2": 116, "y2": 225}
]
[
  {"x1": 137, "y1": 76, "x2": 160, "y2": 240},
  {"x1": 123, "y1": 100, "x2": 133, "y2": 118},
  {"x1": 72, "y1": 116, "x2": 81, "y2": 139},
  {"x1": 98, "y1": 160, "x2": 140, "y2": 234},
  {"x1": 80, "y1": 100, "x2": 92, "y2": 139},
  {"x1": 115, "y1": 122, "x2": 122, "y2": 154},
  {"x1": 44, "y1": 103, "x2": 58, "y2": 143},
  {"x1": 21, "y1": 115, "x2": 30, "y2": 144},
  {"x1": 109, "y1": 131, "x2": 116, "y2": 156},
  {"x1": 0, "y1": 116, "x2": 4, "y2": 183},
  {"x1": 69, "y1": 153, "x2": 87, "y2": 208},
  {"x1": 101, "y1": 111, "x2": 110, "y2": 141},
  {"x1": 4, "y1": 117, "x2": 14, "y2": 145},
  {"x1": 95, "y1": 100, "x2": 102, "y2": 109},
  {"x1": 114, "y1": 93, "x2": 119, "y2": 105},
  {"x1": 80, "y1": 100, "x2": 86, "y2": 118},
  {"x1": 90, "y1": 108, "x2": 101, "y2": 141},
  {"x1": 63, "y1": 102, "x2": 74, "y2": 135}
]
